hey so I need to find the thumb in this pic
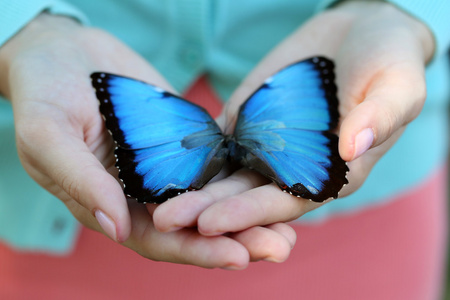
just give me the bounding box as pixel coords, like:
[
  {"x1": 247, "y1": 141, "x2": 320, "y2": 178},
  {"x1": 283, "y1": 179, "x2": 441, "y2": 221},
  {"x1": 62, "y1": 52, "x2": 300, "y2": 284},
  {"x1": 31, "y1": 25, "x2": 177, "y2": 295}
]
[
  {"x1": 15, "y1": 109, "x2": 131, "y2": 243},
  {"x1": 338, "y1": 62, "x2": 427, "y2": 162},
  {"x1": 55, "y1": 138, "x2": 131, "y2": 243}
]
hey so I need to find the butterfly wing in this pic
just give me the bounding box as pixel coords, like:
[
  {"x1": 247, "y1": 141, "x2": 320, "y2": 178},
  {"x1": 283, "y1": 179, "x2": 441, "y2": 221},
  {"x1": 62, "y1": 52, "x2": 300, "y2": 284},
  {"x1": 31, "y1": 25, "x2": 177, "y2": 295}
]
[
  {"x1": 91, "y1": 73, "x2": 227, "y2": 203},
  {"x1": 231, "y1": 57, "x2": 348, "y2": 202}
]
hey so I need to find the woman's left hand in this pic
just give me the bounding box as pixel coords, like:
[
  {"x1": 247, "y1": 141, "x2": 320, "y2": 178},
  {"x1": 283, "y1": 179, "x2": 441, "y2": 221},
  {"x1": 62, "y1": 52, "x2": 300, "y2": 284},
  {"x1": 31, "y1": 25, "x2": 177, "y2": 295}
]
[{"x1": 152, "y1": 2, "x2": 434, "y2": 239}]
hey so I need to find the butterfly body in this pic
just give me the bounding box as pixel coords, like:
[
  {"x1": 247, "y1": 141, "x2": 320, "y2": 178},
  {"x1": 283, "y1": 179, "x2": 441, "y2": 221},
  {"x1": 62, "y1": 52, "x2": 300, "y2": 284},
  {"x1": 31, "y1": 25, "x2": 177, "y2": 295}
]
[{"x1": 91, "y1": 57, "x2": 348, "y2": 204}]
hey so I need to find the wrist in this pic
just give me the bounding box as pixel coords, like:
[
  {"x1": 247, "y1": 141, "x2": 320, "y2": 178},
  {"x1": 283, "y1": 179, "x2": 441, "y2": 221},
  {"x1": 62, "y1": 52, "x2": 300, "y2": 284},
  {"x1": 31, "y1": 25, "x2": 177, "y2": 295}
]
[
  {"x1": 331, "y1": 1, "x2": 435, "y2": 62},
  {"x1": 0, "y1": 13, "x2": 81, "y2": 97}
]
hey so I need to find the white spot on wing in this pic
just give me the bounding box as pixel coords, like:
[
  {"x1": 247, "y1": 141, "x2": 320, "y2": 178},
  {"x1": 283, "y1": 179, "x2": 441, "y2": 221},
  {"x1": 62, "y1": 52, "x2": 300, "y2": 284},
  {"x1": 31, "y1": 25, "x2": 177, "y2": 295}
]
[
  {"x1": 264, "y1": 76, "x2": 274, "y2": 84},
  {"x1": 154, "y1": 87, "x2": 164, "y2": 93}
]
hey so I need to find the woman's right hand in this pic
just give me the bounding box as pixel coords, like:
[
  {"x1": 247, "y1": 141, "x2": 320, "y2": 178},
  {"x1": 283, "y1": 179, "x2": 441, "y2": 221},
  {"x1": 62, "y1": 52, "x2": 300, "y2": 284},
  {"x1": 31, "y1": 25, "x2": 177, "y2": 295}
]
[{"x1": 0, "y1": 13, "x2": 296, "y2": 269}]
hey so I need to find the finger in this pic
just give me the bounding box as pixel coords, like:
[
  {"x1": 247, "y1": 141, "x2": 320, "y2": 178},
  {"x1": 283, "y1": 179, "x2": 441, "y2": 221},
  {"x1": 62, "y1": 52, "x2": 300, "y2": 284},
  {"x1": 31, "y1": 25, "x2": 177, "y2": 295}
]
[
  {"x1": 197, "y1": 184, "x2": 322, "y2": 236},
  {"x1": 265, "y1": 222, "x2": 298, "y2": 249},
  {"x1": 229, "y1": 223, "x2": 296, "y2": 263},
  {"x1": 152, "y1": 168, "x2": 270, "y2": 232},
  {"x1": 125, "y1": 202, "x2": 250, "y2": 270},
  {"x1": 17, "y1": 121, "x2": 131, "y2": 243}
]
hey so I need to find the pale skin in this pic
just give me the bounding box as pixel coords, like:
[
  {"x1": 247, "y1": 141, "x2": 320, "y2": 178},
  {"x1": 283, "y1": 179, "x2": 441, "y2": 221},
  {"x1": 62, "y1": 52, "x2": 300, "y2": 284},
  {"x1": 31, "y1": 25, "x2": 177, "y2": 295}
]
[{"x1": 0, "y1": 1, "x2": 434, "y2": 269}]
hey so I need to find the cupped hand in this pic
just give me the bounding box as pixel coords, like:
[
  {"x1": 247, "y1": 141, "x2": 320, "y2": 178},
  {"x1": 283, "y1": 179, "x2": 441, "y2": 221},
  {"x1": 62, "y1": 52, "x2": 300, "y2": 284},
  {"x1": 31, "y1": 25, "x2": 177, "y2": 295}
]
[
  {"x1": 0, "y1": 13, "x2": 296, "y2": 268},
  {"x1": 153, "y1": 2, "x2": 434, "y2": 235}
]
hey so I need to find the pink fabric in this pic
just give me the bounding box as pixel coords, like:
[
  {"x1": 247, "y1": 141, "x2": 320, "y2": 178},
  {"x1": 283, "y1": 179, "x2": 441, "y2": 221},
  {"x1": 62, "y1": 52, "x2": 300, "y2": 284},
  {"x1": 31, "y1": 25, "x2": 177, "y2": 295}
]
[{"x1": 0, "y1": 77, "x2": 447, "y2": 299}]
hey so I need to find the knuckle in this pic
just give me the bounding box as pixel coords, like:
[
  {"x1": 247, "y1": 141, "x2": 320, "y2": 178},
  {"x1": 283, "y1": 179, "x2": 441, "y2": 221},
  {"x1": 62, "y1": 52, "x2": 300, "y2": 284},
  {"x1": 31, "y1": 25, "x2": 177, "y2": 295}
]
[
  {"x1": 58, "y1": 169, "x2": 81, "y2": 202},
  {"x1": 408, "y1": 83, "x2": 427, "y2": 121},
  {"x1": 378, "y1": 103, "x2": 398, "y2": 134}
]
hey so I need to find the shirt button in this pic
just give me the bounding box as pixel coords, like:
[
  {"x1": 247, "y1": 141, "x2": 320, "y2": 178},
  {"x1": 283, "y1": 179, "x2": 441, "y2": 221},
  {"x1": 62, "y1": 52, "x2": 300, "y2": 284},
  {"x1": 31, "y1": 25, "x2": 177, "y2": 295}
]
[{"x1": 51, "y1": 217, "x2": 67, "y2": 235}]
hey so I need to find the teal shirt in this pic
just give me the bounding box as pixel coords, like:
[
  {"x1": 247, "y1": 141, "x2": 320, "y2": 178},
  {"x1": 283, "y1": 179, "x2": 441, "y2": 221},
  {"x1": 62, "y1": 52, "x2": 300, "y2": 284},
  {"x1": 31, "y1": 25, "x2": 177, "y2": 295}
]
[{"x1": 0, "y1": 0, "x2": 449, "y2": 253}]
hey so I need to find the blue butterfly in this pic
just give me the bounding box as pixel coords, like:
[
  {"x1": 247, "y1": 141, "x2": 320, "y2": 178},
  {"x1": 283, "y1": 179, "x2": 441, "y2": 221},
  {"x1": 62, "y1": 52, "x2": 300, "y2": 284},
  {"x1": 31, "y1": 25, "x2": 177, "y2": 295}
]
[{"x1": 91, "y1": 57, "x2": 348, "y2": 204}]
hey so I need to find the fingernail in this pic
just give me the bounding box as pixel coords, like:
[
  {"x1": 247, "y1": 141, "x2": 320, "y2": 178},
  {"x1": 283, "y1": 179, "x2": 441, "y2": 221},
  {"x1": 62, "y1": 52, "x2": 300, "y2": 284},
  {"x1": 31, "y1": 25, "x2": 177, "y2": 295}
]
[
  {"x1": 353, "y1": 128, "x2": 374, "y2": 160},
  {"x1": 263, "y1": 257, "x2": 283, "y2": 263},
  {"x1": 166, "y1": 226, "x2": 183, "y2": 232},
  {"x1": 95, "y1": 210, "x2": 118, "y2": 242},
  {"x1": 221, "y1": 264, "x2": 244, "y2": 270}
]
